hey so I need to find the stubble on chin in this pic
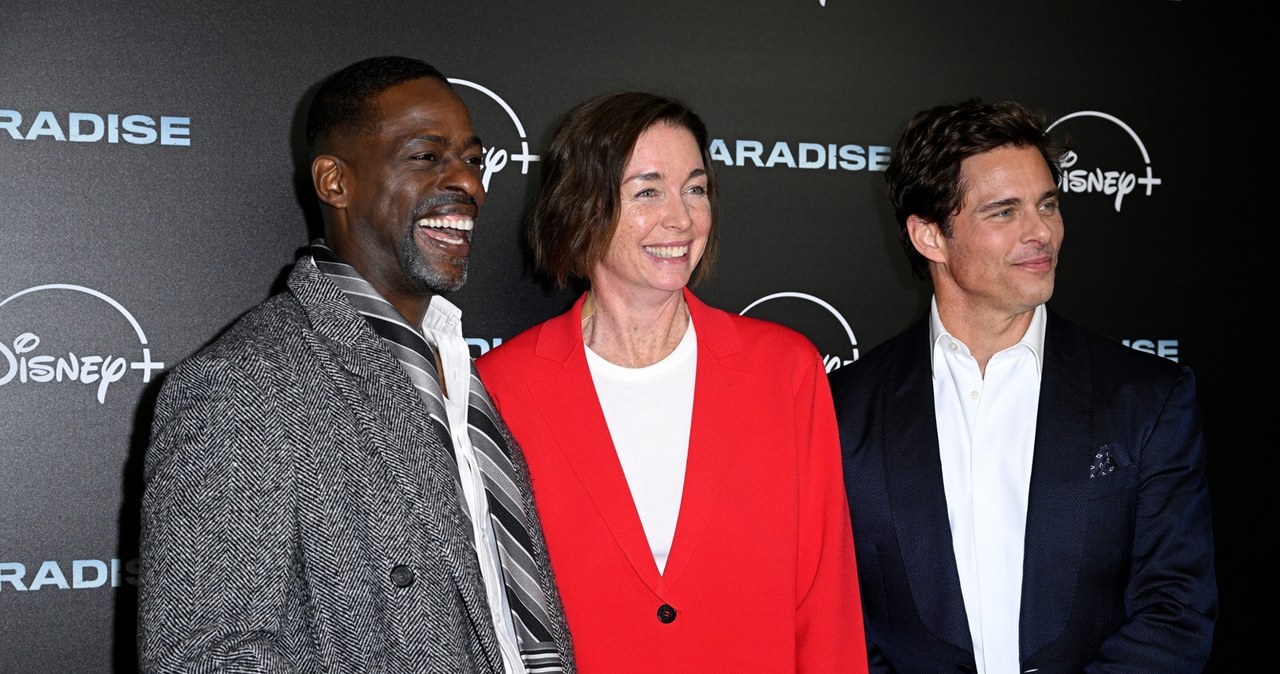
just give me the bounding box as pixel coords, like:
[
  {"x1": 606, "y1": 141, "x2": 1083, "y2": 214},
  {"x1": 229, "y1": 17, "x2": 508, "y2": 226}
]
[{"x1": 399, "y1": 231, "x2": 468, "y2": 295}]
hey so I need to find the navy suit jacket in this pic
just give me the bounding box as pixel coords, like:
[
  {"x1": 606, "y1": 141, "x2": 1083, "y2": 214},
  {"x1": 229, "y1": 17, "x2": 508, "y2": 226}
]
[{"x1": 830, "y1": 308, "x2": 1216, "y2": 673}]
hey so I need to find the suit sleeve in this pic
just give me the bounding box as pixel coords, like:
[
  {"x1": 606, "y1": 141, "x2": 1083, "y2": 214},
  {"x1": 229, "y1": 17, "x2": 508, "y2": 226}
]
[
  {"x1": 1088, "y1": 365, "x2": 1217, "y2": 672},
  {"x1": 137, "y1": 355, "x2": 300, "y2": 673},
  {"x1": 793, "y1": 348, "x2": 870, "y2": 673}
]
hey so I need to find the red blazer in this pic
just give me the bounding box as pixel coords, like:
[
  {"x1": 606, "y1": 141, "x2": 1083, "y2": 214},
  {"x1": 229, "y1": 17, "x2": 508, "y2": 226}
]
[{"x1": 477, "y1": 289, "x2": 867, "y2": 673}]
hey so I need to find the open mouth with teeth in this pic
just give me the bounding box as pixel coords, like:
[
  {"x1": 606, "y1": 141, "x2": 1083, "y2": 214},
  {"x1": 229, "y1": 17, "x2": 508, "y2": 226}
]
[
  {"x1": 416, "y1": 217, "x2": 473, "y2": 250},
  {"x1": 645, "y1": 245, "x2": 689, "y2": 259}
]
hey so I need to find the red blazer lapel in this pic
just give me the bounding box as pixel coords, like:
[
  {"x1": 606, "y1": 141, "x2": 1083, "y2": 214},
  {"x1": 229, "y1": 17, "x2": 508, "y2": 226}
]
[
  {"x1": 526, "y1": 294, "x2": 664, "y2": 589},
  {"x1": 660, "y1": 289, "x2": 740, "y2": 587}
]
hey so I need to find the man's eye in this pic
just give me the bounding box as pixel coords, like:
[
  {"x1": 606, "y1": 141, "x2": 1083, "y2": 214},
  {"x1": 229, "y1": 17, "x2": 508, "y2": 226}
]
[{"x1": 412, "y1": 153, "x2": 438, "y2": 162}]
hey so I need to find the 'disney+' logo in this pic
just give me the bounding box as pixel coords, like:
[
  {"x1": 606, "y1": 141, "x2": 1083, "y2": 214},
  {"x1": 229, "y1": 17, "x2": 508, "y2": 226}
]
[
  {"x1": 0, "y1": 284, "x2": 164, "y2": 404},
  {"x1": 1048, "y1": 111, "x2": 1162, "y2": 212},
  {"x1": 448, "y1": 79, "x2": 538, "y2": 195},
  {"x1": 740, "y1": 292, "x2": 859, "y2": 373}
]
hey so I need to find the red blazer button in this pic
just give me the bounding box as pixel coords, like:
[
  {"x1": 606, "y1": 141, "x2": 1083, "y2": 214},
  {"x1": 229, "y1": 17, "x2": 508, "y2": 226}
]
[{"x1": 656, "y1": 604, "x2": 677, "y2": 623}]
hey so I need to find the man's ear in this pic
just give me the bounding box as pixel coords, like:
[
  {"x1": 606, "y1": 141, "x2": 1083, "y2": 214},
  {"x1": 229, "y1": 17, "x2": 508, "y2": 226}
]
[
  {"x1": 907, "y1": 215, "x2": 947, "y2": 264},
  {"x1": 312, "y1": 155, "x2": 348, "y2": 209}
]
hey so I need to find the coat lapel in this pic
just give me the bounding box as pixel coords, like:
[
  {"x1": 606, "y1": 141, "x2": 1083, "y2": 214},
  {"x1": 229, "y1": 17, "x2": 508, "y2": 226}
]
[
  {"x1": 884, "y1": 318, "x2": 973, "y2": 652},
  {"x1": 1019, "y1": 310, "x2": 1093, "y2": 658},
  {"x1": 526, "y1": 294, "x2": 665, "y2": 590},
  {"x1": 290, "y1": 257, "x2": 468, "y2": 538},
  {"x1": 659, "y1": 290, "x2": 737, "y2": 587},
  {"x1": 521, "y1": 290, "x2": 740, "y2": 593},
  {"x1": 287, "y1": 258, "x2": 498, "y2": 654}
]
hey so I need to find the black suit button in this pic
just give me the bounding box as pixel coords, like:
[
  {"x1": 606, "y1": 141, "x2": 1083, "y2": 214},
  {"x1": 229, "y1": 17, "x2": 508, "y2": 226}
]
[
  {"x1": 389, "y1": 565, "x2": 415, "y2": 588},
  {"x1": 656, "y1": 604, "x2": 677, "y2": 623}
]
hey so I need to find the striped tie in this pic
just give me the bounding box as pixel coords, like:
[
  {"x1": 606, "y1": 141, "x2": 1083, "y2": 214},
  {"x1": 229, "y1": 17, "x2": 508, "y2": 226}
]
[{"x1": 311, "y1": 241, "x2": 565, "y2": 672}]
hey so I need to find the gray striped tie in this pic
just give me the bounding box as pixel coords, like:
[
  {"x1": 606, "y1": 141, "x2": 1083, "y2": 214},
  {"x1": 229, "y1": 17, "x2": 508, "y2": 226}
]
[{"x1": 311, "y1": 241, "x2": 564, "y2": 672}]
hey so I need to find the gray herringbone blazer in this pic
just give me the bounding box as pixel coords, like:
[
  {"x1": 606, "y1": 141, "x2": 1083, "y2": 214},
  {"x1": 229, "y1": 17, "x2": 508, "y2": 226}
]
[{"x1": 137, "y1": 257, "x2": 574, "y2": 673}]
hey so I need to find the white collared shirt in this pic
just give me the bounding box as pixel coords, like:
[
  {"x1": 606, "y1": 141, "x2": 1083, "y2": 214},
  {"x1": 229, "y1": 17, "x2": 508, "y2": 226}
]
[
  {"x1": 421, "y1": 295, "x2": 526, "y2": 674},
  {"x1": 930, "y1": 297, "x2": 1045, "y2": 674}
]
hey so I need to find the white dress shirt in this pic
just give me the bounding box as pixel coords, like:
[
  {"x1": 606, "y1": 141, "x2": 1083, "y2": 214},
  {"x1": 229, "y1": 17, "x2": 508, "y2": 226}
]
[
  {"x1": 422, "y1": 295, "x2": 526, "y2": 674},
  {"x1": 930, "y1": 297, "x2": 1045, "y2": 674}
]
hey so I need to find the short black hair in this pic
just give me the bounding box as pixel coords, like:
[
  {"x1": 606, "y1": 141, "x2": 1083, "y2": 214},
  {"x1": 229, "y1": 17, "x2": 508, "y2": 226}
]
[{"x1": 305, "y1": 56, "x2": 449, "y2": 157}]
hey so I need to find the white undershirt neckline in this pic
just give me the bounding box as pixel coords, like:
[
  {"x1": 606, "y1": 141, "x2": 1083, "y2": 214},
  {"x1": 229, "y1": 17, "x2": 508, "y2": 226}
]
[{"x1": 585, "y1": 318, "x2": 697, "y2": 574}]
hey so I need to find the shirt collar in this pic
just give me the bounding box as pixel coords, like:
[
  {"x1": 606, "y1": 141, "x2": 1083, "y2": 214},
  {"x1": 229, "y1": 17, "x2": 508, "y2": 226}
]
[
  {"x1": 928, "y1": 296, "x2": 1046, "y2": 376},
  {"x1": 422, "y1": 293, "x2": 463, "y2": 337}
]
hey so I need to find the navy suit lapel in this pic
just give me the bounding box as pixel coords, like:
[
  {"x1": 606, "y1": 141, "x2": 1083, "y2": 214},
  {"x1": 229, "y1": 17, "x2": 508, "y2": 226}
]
[
  {"x1": 884, "y1": 319, "x2": 973, "y2": 652},
  {"x1": 1019, "y1": 310, "x2": 1093, "y2": 659}
]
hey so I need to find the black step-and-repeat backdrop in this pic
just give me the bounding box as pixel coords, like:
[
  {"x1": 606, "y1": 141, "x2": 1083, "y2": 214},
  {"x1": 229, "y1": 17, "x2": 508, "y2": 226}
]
[{"x1": 1, "y1": 2, "x2": 1245, "y2": 671}]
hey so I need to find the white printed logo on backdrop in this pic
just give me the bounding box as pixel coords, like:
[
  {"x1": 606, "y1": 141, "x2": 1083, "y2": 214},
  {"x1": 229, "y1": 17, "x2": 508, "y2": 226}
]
[
  {"x1": 740, "y1": 292, "x2": 860, "y2": 373},
  {"x1": 0, "y1": 284, "x2": 164, "y2": 404},
  {"x1": 0, "y1": 108, "x2": 191, "y2": 146},
  {"x1": 709, "y1": 138, "x2": 892, "y2": 173},
  {"x1": 0, "y1": 558, "x2": 138, "y2": 592},
  {"x1": 448, "y1": 79, "x2": 538, "y2": 194},
  {"x1": 1048, "y1": 113, "x2": 1180, "y2": 361},
  {"x1": 447, "y1": 79, "x2": 533, "y2": 357},
  {"x1": 1048, "y1": 111, "x2": 1162, "y2": 212}
]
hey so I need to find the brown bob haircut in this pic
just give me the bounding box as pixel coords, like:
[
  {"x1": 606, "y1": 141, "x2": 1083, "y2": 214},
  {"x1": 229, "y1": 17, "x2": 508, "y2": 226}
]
[{"x1": 528, "y1": 90, "x2": 719, "y2": 288}]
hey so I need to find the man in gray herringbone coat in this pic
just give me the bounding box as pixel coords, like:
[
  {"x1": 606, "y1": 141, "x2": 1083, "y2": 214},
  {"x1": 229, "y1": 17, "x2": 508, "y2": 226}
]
[{"x1": 137, "y1": 56, "x2": 575, "y2": 674}]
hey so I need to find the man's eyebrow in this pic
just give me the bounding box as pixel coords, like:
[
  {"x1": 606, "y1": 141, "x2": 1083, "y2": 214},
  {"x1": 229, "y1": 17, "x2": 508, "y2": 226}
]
[
  {"x1": 969, "y1": 194, "x2": 1016, "y2": 214},
  {"x1": 975, "y1": 187, "x2": 1058, "y2": 214},
  {"x1": 404, "y1": 133, "x2": 484, "y2": 149}
]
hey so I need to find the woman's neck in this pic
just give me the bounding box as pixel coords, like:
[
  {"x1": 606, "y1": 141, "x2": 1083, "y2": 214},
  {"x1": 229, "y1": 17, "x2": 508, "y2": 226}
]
[{"x1": 582, "y1": 288, "x2": 689, "y2": 368}]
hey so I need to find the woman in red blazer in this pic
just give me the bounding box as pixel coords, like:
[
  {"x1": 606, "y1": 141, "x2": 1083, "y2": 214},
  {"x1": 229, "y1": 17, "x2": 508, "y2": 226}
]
[{"x1": 476, "y1": 91, "x2": 868, "y2": 673}]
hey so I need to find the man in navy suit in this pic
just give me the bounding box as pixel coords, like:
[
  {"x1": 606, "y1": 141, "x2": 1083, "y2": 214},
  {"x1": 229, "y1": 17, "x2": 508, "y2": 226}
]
[{"x1": 830, "y1": 98, "x2": 1217, "y2": 673}]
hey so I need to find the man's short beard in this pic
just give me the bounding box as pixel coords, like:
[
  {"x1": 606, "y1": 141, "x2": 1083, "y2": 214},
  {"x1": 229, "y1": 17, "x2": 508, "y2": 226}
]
[{"x1": 398, "y1": 228, "x2": 468, "y2": 294}]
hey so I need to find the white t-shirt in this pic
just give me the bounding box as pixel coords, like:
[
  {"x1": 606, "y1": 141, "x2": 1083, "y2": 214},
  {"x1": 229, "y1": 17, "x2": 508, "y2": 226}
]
[{"x1": 585, "y1": 320, "x2": 697, "y2": 573}]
